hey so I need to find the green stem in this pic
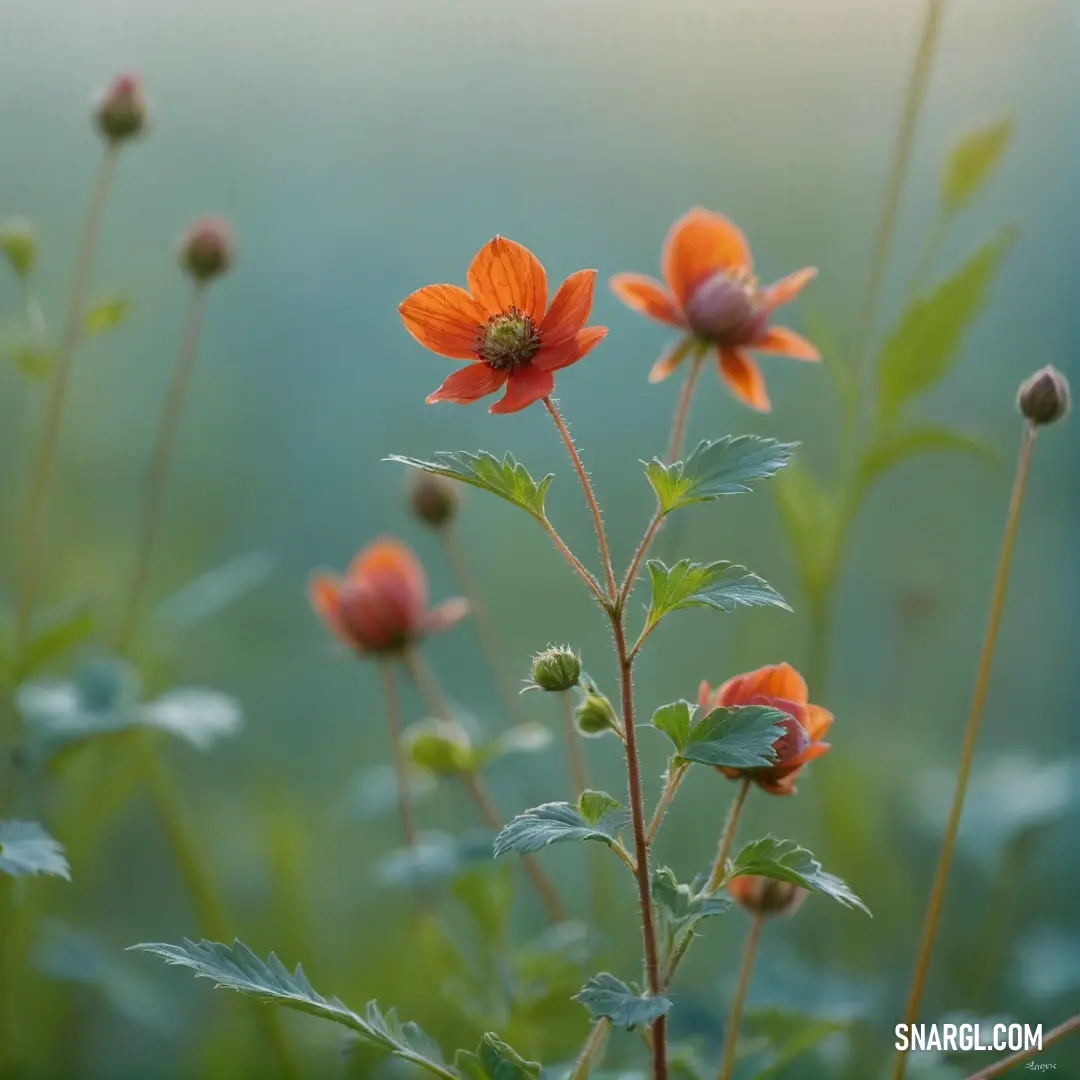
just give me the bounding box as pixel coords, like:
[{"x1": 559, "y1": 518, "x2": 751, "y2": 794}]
[
  {"x1": 568, "y1": 1020, "x2": 611, "y2": 1080},
  {"x1": 16, "y1": 145, "x2": 120, "y2": 648},
  {"x1": 909, "y1": 212, "x2": 949, "y2": 300},
  {"x1": 705, "y1": 778, "x2": 751, "y2": 895},
  {"x1": 380, "y1": 660, "x2": 416, "y2": 847},
  {"x1": 716, "y1": 912, "x2": 764, "y2": 1080},
  {"x1": 891, "y1": 423, "x2": 1037, "y2": 1080},
  {"x1": 402, "y1": 646, "x2": 454, "y2": 724},
  {"x1": 962, "y1": 1013, "x2": 1080, "y2": 1080},
  {"x1": 805, "y1": 587, "x2": 833, "y2": 702},
  {"x1": 116, "y1": 285, "x2": 207, "y2": 650}
]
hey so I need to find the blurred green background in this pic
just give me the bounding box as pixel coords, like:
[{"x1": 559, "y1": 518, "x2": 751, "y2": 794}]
[{"x1": 1, "y1": 0, "x2": 1078, "y2": 1077}]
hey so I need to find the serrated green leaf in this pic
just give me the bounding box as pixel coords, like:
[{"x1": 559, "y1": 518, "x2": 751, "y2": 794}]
[
  {"x1": 131, "y1": 939, "x2": 455, "y2": 1079},
  {"x1": 771, "y1": 462, "x2": 839, "y2": 596},
  {"x1": 455, "y1": 1034, "x2": 541, "y2": 1080},
  {"x1": 854, "y1": 424, "x2": 998, "y2": 503},
  {"x1": 0, "y1": 820, "x2": 70, "y2": 879},
  {"x1": 652, "y1": 866, "x2": 731, "y2": 967},
  {"x1": 578, "y1": 790, "x2": 621, "y2": 826},
  {"x1": 388, "y1": 451, "x2": 553, "y2": 522},
  {"x1": 645, "y1": 560, "x2": 789, "y2": 630},
  {"x1": 0, "y1": 218, "x2": 36, "y2": 278},
  {"x1": 83, "y1": 295, "x2": 130, "y2": 336},
  {"x1": 651, "y1": 701, "x2": 693, "y2": 752},
  {"x1": 645, "y1": 436, "x2": 796, "y2": 514},
  {"x1": 573, "y1": 973, "x2": 671, "y2": 1031},
  {"x1": 742, "y1": 1007, "x2": 851, "y2": 1079},
  {"x1": 156, "y1": 552, "x2": 276, "y2": 633},
  {"x1": 728, "y1": 837, "x2": 869, "y2": 914},
  {"x1": 677, "y1": 706, "x2": 786, "y2": 769},
  {"x1": 493, "y1": 802, "x2": 630, "y2": 858},
  {"x1": 877, "y1": 228, "x2": 1017, "y2": 419},
  {"x1": 942, "y1": 118, "x2": 1013, "y2": 215}
]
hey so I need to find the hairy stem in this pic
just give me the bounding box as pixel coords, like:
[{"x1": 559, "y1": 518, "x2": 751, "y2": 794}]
[
  {"x1": 116, "y1": 285, "x2": 208, "y2": 650},
  {"x1": 544, "y1": 397, "x2": 617, "y2": 601},
  {"x1": 706, "y1": 778, "x2": 752, "y2": 895},
  {"x1": 891, "y1": 423, "x2": 1037, "y2": 1080},
  {"x1": 568, "y1": 1020, "x2": 612, "y2": 1080},
  {"x1": 16, "y1": 146, "x2": 119, "y2": 647},
  {"x1": 717, "y1": 912, "x2": 764, "y2": 1080},
  {"x1": 963, "y1": 1013, "x2": 1080, "y2": 1080},
  {"x1": 380, "y1": 660, "x2": 416, "y2": 846},
  {"x1": 645, "y1": 763, "x2": 688, "y2": 846},
  {"x1": 666, "y1": 351, "x2": 705, "y2": 464},
  {"x1": 460, "y1": 771, "x2": 566, "y2": 923}
]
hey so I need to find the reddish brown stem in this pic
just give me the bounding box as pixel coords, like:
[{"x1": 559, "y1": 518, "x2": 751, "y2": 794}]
[{"x1": 963, "y1": 1013, "x2": 1080, "y2": 1080}]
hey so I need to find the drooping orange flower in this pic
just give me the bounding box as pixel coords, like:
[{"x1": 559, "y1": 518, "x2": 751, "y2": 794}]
[
  {"x1": 399, "y1": 236, "x2": 607, "y2": 414},
  {"x1": 610, "y1": 208, "x2": 819, "y2": 412},
  {"x1": 698, "y1": 662, "x2": 832, "y2": 796},
  {"x1": 309, "y1": 538, "x2": 467, "y2": 656},
  {"x1": 727, "y1": 875, "x2": 807, "y2": 917}
]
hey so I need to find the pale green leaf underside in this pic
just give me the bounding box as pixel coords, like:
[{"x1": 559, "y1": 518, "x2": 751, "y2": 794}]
[
  {"x1": 653, "y1": 866, "x2": 731, "y2": 966},
  {"x1": 728, "y1": 837, "x2": 870, "y2": 914},
  {"x1": 645, "y1": 436, "x2": 796, "y2": 514},
  {"x1": 573, "y1": 972, "x2": 672, "y2": 1030},
  {"x1": 0, "y1": 820, "x2": 70, "y2": 880},
  {"x1": 943, "y1": 118, "x2": 1013, "y2": 215},
  {"x1": 493, "y1": 802, "x2": 630, "y2": 858},
  {"x1": 387, "y1": 451, "x2": 553, "y2": 521},
  {"x1": 130, "y1": 939, "x2": 455, "y2": 1080},
  {"x1": 646, "y1": 559, "x2": 789, "y2": 629}
]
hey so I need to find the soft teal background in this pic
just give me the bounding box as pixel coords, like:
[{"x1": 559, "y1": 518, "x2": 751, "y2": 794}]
[{"x1": 2, "y1": 0, "x2": 1079, "y2": 1077}]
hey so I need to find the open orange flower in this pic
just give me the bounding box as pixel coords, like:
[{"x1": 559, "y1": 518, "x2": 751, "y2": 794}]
[
  {"x1": 309, "y1": 538, "x2": 467, "y2": 656},
  {"x1": 399, "y1": 236, "x2": 607, "y2": 414},
  {"x1": 610, "y1": 208, "x2": 818, "y2": 412},
  {"x1": 698, "y1": 662, "x2": 832, "y2": 796}
]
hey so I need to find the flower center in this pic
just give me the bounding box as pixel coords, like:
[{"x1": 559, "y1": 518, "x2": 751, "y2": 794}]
[
  {"x1": 683, "y1": 270, "x2": 769, "y2": 346},
  {"x1": 478, "y1": 308, "x2": 541, "y2": 369}
]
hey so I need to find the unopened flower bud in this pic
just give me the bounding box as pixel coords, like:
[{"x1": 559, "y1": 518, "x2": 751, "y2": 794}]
[
  {"x1": 409, "y1": 473, "x2": 458, "y2": 530},
  {"x1": 1017, "y1": 365, "x2": 1070, "y2": 427},
  {"x1": 94, "y1": 73, "x2": 148, "y2": 143},
  {"x1": 528, "y1": 646, "x2": 581, "y2": 693},
  {"x1": 770, "y1": 714, "x2": 811, "y2": 767},
  {"x1": 575, "y1": 692, "x2": 618, "y2": 737},
  {"x1": 728, "y1": 875, "x2": 807, "y2": 917},
  {"x1": 0, "y1": 218, "x2": 37, "y2": 279},
  {"x1": 179, "y1": 216, "x2": 235, "y2": 282},
  {"x1": 404, "y1": 718, "x2": 474, "y2": 775}
]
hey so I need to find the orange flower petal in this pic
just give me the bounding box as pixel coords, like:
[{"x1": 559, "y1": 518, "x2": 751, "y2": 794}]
[
  {"x1": 489, "y1": 363, "x2": 555, "y2": 414},
  {"x1": 467, "y1": 236, "x2": 547, "y2": 320},
  {"x1": 718, "y1": 348, "x2": 771, "y2": 412},
  {"x1": 717, "y1": 663, "x2": 808, "y2": 707},
  {"x1": 778, "y1": 740, "x2": 831, "y2": 771},
  {"x1": 542, "y1": 269, "x2": 597, "y2": 342},
  {"x1": 399, "y1": 284, "x2": 485, "y2": 360},
  {"x1": 347, "y1": 537, "x2": 429, "y2": 630},
  {"x1": 533, "y1": 326, "x2": 607, "y2": 373},
  {"x1": 662, "y1": 208, "x2": 753, "y2": 307},
  {"x1": 649, "y1": 336, "x2": 697, "y2": 383},
  {"x1": 754, "y1": 325, "x2": 820, "y2": 361},
  {"x1": 697, "y1": 679, "x2": 715, "y2": 710},
  {"x1": 426, "y1": 362, "x2": 507, "y2": 405},
  {"x1": 756, "y1": 775, "x2": 799, "y2": 796},
  {"x1": 764, "y1": 267, "x2": 817, "y2": 310},
  {"x1": 609, "y1": 272, "x2": 683, "y2": 327},
  {"x1": 422, "y1": 596, "x2": 470, "y2": 636},
  {"x1": 309, "y1": 573, "x2": 343, "y2": 634},
  {"x1": 804, "y1": 705, "x2": 833, "y2": 741}
]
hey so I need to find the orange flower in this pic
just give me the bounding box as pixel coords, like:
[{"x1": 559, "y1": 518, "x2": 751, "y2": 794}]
[
  {"x1": 727, "y1": 875, "x2": 807, "y2": 917},
  {"x1": 698, "y1": 662, "x2": 832, "y2": 796},
  {"x1": 399, "y1": 236, "x2": 607, "y2": 414},
  {"x1": 610, "y1": 208, "x2": 819, "y2": 412},
  {"x1": 309, "y1": 538, "x2": 467, "y2": 656}
]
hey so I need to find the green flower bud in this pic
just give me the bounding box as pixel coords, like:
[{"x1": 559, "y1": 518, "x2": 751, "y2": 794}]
[
  {"x1": 575, "y1": 692, "x2": 618, "y2": 737},
  {"x1": 403, "y1": 718, "x2": 474, "y2": 775},
  {"x1": 528, "y1": 645, "x2": 581, "y2": 693},
  {"x1": 180, "y1": 216, "x2": 235, "y2": 283},
  {"x1": 94, "y1": 73, "x2": 148, "y2": 143},
  {"x1": 0, "y1": 218, "x2": 37, "y2": 279},
  {"x1": 1017, "y1": 365, "x2": 1070, "y2": 427}
]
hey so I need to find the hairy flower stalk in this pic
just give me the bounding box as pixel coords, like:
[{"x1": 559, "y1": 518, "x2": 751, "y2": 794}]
[
  {"x1": 891, "y1": 408, "x2": 1052, "y2": 1080},
  {"x1": 717, "y1": 911, "x2": 764, "y2": 1080}
]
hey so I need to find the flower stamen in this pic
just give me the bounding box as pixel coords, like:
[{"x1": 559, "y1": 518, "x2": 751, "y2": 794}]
[{"x1": 478, "y1": 307, "x2": 541, "y2": 369}]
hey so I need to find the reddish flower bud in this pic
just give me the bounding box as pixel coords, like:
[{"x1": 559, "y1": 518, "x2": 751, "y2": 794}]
[
  {"x1": 408, "y1": 473, "x2": 459, "y2": 529},
  {"x1": 1017, "y1": 365, "x2": 1070, "y2": 427},
  {"x1": 728, "y1": 875, "x2": 807, "y2": 917},
  {"x1": 180, "y1": 217, "x2": 235, "y2": 283},
  {"x1": 683, "y1": 271, "x2": 768, "y2": 346},
  {"x1": 94, "y1": 73, "x2": 147, "y2": 143},
  {"x1": 309, "y1": 538, "x2": 467, "y2": 656}
]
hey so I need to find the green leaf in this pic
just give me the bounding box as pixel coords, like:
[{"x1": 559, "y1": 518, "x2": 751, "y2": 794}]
[
  {"x1": 493, "y1": 802, "x2": 630, "y2": 858},
  {"x1": 771, "y1": 462, "x2": 839, "y2": 596},
  {"x1": 0, "y1": 218, "x2": 37, "y2": 278},
  {"x1": 650, "y1": 701, "x2": 693, "y2": 753},
  {"x1": 130, "y1": 939, "x2": 455, "y2": 1079},
  {"x1": 742, "y1": 1008, "x2": 851, "y2": 1079},
  {"x1": 573, "y1": 973, "x2": 671, "y2": 1031},
  {"x1": 404, "y1": 719, "x2": 476, "y2": 775},
  {"x1": 645, "y1": 559, "x2": 789, "y2": 630},
  {"x1": 156, "y1": 552, "x2": 276, "y2": 633},
  {"x1": 376, "y1": 831, "x2": 494, "y2": 890},
  {"x1": 7, "y1": 336, "x2": 54, "y2": 382},
  {"x1": 942, "y1": 118, "x2": 1014, "y2": 215},
  {"x1": 877, "y1": 228, "x2": 1017, "y2": 419},
  {"x1": 676, "y1": 706, "x2": 786, "y2": 769},
  {"x1": 645, "y1": 436, "x2": 796, "y2": 514},
  {"x1": 728, "y1": 837, "x2": 870, "y2": 914},
  {"x1": 854, "y1": 424, "x2": 998, "y2": 503},
  {"x1": 0, "y1": 820, "x2": 70, "y2": 879},
  {"x1": 455, "y1": 1034, "x2": 541, "y2": 1080},
  {"x1": 13, "y1": 600, "x2": 96, "y2": 682},
  {"x1": 481, "y1": 723, "x2": 553, "y2": 765},
  {"x1": 139, "y1": 690, "x2": 243, "y2": 751},
  {"x1": 387, "y1": 451, "x2": 553, "y2": 522},
  {"x1": 577, "y1": 790, "x2": 621, "y2": 826},
  {"x1": 652, "y1": 866, "x2": 731, "y2": 966},
  {"x1": 83, "y1": 295, "x2": 130, "y2": 336},
  {"x1": 802, "y1": 303, "x2": 855, "y2": 411}
]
